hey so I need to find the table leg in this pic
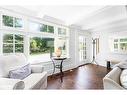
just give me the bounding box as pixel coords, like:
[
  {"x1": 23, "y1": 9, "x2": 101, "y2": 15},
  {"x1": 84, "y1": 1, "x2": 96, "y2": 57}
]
[{"x1": 60, "y1": 60, "x2": 64, "y2": 82}]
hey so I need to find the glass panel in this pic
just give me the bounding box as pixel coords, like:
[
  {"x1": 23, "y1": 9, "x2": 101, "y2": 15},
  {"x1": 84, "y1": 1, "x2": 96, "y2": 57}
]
[
  {"x1": 47, "y1": 25, "x2": 54, "y2": 33},
  {"x1": 58, "y1": 28, "x2": 66, "y2": 35},
  {"x1": 79, "y1": 36, "x2": 86, "y2": 61},
  {"x1": 29, "y1": 22, "x2": 40, "y2": 31},
  {"x1": 114, "y1": 44, "x2": 118, "y2": 49},
  {"x1": 3, "y1": 34, "x2": 13, "y2": 43},
  {"x1": 15, "y1": 44, "x2": 23, "y2": 53},
  {"x1": 15, "y1": 18, "x2": 23, "y2": 28},
  {"x1": 114, "y1": 39, "x2": 118, "y2": 42},
  {"x1": 3, "y1": 15, "x2": 13, "y2": 27},
  {"x1": 120, "y1": 43, "x2": 127, "y2": 51},
  {"x1": 15, "y1": 35, "x2": 23, "y2": 44},
  {"x1": 3, "y1": 44, "x2": 13, "y2": 53},
  {"x1": 40, "y1": 24, "x2": 47, "y2": 32},
  {"x1": 120, "y1": 38, "x2": 127, "y2": 42},
  {"x1": 55, "y1": 38, "x2": 67, "y2": 56},
  {"x1": 30, "y1": 37, "x2": 54, "y2": 55}
]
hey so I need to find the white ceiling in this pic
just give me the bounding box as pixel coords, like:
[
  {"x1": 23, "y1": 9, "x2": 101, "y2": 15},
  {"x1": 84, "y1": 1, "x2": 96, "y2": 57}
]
[
  {"x1": 2, "y1": 5, "x2": 127, "y2": 34},
  {"x1": 77, "y1": 6, "x2": 127, "y2": 33},
  {"x1": 19, "y1": 5, "x2": 105, "y2": 25}
]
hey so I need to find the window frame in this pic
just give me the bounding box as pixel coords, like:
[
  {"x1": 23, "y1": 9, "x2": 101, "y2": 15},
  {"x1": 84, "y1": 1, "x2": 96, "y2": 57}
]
[
  {"x1": 0, "y1": 12, "x2": 70, "y2": 62},
  {"x1": 3, "y1": 33, "x2": 24, "y2": 54},
  {"x1": 112, "y1": 37, "x2": 127, "y2": 54},
  {"x1": 1, "y1": 14, "x2": 24, "y2": 31}
]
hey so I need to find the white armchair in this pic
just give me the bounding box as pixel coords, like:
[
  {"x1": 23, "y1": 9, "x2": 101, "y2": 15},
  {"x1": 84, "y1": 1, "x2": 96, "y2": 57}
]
[
  {"x1": 0, "y1": 54, "x2": 47, "y2": 90},
  {"x1": 103, "y1": 67, "x2": 125, "y2": 89},
  {"x1": 0, "y1": 78, "x2": 25, "y2": 90}
]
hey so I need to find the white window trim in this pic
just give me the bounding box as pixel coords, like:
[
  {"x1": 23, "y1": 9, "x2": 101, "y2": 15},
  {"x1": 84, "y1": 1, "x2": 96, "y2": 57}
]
[{"x1": 0, "y1": 9, "x2": 70, "y2": 63}]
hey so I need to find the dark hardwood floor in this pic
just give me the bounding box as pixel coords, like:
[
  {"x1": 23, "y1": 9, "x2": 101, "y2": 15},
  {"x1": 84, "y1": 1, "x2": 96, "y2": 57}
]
[{"x1": 47, "y1": 64, "x2": 111, "y2": 90}]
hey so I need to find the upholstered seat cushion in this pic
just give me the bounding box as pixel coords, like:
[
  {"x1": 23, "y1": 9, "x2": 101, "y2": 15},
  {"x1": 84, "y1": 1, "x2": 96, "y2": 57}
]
[
  {"x1": 23, "y1": 72, "x2": 47, "y2": 89},
  {"x1": 120, "y1": 69, "x2": 127, "y2": 88}
]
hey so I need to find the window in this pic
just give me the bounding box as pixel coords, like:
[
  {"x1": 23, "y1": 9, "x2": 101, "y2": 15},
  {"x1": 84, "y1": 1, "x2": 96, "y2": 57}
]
[
  {"x1": 55, "y1": 37, "x2": 67, "y2": 56},
  {"x1": 58, "y1": 28, "x2": 66, "y2": 35},
  {"x1": 3, "y1": 34, "x2": 24, "y2": 54},
  {"x1": 29, "y1": 22, "x2": 40, "y2": 32},
  {"x1": 29, "y1": 37, "x2": 54, "y2": 62},
  {"x1": 30, "y1": 37, "x2": 54, "y2": 55},
  {"x1": 14, "y1": 18, "x2": 23, "y2": 28},
  {"x1": 2, "y1": 15, "x2": 23, "y2": 28},
  {"x1": 1, "y1": 13, "x2": 69, "y2": 62},
  {"x1": 112, "y1": 38, "x2": 127, "y2": 53},
  {"x1": 29, "y1": 21, "x2": 54, "y2": 33},
  {"x1": 3, "y1": 15, "x2": 13, "y2": 27},
  {"x1": 113, "y1": 39, "x2": 118, "y2": 51},
  {"x1": 47, "y1": 25, "x2": 54, "y2": 33}
]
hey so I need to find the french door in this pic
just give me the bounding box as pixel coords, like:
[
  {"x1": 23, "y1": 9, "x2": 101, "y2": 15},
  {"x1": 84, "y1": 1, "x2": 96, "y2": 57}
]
[{"x1": 79, "y1": 36, "x2": 87, "y2": 62}]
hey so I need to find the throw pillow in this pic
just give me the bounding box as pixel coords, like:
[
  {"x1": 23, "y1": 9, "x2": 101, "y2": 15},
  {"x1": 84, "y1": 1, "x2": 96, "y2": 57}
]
[
  {"x1": 9, "y1": 64, "x2": 31, "y2": 80},
  {"x1": 120, "y1": 69, "x2": 127, "y2": 88}
]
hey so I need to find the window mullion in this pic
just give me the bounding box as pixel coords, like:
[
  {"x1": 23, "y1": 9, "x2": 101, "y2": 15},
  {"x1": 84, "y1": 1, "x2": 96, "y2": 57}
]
[{"x1": 13, "y1": 34, "x2": 15, "y2": 53}]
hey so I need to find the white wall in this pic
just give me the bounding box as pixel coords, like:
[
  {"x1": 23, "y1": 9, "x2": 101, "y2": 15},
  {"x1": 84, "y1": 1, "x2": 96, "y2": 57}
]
[
  {"x1": 69, "y1": 25, "x2": 92, "y2": 67},
  {"x1": 92, "y1": 31, "x2": 127, "y2": 67}
]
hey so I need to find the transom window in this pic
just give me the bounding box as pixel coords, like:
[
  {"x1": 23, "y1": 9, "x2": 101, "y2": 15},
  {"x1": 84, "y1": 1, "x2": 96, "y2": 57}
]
[
  {"x1": 2, "y1": 15, "x2": 23, "y2": 28},
  {"x1": 29, "y1": 21, "x2": 54, "y2": 33},
  {"x1": 58, "y1": 28, "x2": 66, "y2": 36}
]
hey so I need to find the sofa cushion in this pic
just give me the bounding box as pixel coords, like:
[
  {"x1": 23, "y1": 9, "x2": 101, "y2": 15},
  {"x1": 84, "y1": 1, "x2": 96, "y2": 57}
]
[
  {"x1": 23, "y1": 72, "x2": 47, "y2": 89},
  {"x1": 0, "y1": 53, "x2": 28, "y2": 78},
  {"x1": 9, "y1": 64, "x2": 31, "y2": 80},
  {"x1": 120, "y1": 69, "x2": 127, "y2": 88}
]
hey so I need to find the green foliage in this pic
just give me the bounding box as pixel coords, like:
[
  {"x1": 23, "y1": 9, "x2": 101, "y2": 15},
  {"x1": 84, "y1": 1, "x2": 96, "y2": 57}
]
[
  {"x1": 3, "y1": 34, "x2": 24, "y2": 53},
  {"x1": 30, "y1": 37, "x2": 54, "y2": 55},
  {"x1": 3, "y1": 15, "x2": 13, "y2": 27},
  {"x1": 3, "y1": 15, "x2": 23, "y2": 28},
  {"x1": 47, "y1": 26, "x2": 54, "y2": 33},
  {"x1": 15, "y1": 18, "x2": 23, "y2": 28}
]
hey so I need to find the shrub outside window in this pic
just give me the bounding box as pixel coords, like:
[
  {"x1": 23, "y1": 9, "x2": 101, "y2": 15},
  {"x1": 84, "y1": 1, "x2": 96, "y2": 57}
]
[
  {"x1": 2, "y1": 15, "x2": 23, "y2": 28},
  {"x1": 30, "y1": 37, "x2": 54, "y2": 55},
  {"x1": 3, "y1": 34, "x2": 24, "y2": 54}
]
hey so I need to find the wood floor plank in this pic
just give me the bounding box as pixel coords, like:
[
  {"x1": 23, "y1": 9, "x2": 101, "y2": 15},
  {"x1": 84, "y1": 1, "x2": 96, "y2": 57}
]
[{"x1": 47, "y1": 64, "x2": 111, "y2": 89}]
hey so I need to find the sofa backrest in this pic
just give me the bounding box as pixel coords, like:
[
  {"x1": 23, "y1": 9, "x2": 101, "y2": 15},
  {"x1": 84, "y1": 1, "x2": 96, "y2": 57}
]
[{"x1": 0, "y1": 53, "x2": 28, "y2": 78}]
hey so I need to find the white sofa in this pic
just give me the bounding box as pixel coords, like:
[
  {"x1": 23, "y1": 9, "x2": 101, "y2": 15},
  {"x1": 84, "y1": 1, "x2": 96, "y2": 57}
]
[
  {"x1": 0, "y1": 53, "x2": 47, "y2": 90},
  {"x1": 103, "y1": 67, "x2": 125, "y2": 89}
]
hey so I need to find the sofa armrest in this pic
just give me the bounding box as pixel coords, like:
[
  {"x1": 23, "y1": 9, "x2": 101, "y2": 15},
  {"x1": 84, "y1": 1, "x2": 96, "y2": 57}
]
[
  {"x1": 31, "y1": 65, "x2": 44, "y2": 73},
  {"x1": 0, "y1": 78, "x2": 25, "y2": 90},
  {"x1": 103, "y1": 67, "x2": 124, "y2": 89},
  {"x1": 103, "y1": 77, "x2": 125, "y2": 89}
]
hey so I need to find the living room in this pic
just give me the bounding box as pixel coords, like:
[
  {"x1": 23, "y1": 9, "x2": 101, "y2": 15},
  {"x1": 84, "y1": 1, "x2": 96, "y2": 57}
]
[{"x1": 1, "y1": 1, "x2": 127, "y2": 94}]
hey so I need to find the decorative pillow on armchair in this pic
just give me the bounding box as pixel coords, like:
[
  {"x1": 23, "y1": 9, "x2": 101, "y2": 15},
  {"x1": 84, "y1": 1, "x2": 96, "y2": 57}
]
[
  {"x1": 9, "y1": 64, "x2": 31, "y2": 80},
  {"x1": 120, "y1": 69, "x2": 127, "y2": 88}
]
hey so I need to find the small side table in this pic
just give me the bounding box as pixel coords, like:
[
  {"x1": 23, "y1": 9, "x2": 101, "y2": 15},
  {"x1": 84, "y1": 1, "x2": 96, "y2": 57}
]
[{"x1": 51, "y1": 57, "x2": 67, "y2": 82}]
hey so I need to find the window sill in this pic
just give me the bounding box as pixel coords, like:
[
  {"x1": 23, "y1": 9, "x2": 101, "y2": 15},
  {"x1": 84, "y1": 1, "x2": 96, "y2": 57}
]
[{"x1": 29, "y1": 57, "x2": 71, "y2": 65}]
